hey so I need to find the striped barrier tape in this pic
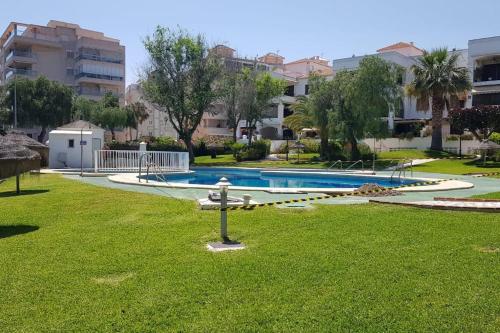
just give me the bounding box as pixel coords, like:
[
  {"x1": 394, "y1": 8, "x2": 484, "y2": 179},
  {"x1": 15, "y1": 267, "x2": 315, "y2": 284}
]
[
  {"x1": 469, "y1": 171, "x2": 500, "y2": 177},
  {"x1": 227, "y1": 179, "x2": 447, "y2": 211}
]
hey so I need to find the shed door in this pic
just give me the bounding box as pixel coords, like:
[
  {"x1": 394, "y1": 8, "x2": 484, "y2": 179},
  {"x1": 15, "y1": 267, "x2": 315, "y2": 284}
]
[{"x1": 92, "y1": 138, "x2": 101, "y2": 166}]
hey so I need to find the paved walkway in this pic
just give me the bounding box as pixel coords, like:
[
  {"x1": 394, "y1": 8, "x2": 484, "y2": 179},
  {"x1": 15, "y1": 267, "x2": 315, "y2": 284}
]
[
  {"x1": 370, "y1": 199, "x2": 500, "y2": 212},
  {"x1": 385, "y1": 158, "x2": 437, "y2": 170}
]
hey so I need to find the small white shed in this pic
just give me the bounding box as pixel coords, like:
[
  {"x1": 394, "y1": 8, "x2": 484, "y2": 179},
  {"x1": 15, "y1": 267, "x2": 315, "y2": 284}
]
[{"x1": 49, "y1": 121, "x2": 105, "y2": 169}]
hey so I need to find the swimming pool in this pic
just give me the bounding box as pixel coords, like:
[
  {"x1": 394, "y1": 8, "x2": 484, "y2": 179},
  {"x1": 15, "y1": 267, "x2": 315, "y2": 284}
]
[{"x1": 142, "y1": 167, "x2": 418, "y2": 190}]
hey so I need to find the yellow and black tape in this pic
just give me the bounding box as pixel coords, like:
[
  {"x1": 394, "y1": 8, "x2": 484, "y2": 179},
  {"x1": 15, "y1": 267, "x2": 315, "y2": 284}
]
[
  {"x1": 472, "y1": 171, "x2": 500, "y2": 177},
  {"x1": 227, "y1": 179, "x2": 446, "y2": 211}
]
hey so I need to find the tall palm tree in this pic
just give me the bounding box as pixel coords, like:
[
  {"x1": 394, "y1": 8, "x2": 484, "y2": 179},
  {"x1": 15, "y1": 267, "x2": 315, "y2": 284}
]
[{"x1": 406, "y1": 48, "x2": 471, "y2": 151}]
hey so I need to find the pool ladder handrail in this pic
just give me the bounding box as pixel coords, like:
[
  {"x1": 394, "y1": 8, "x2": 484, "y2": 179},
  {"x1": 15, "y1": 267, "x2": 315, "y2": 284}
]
[
  {"x1": 138, "y1": 153, "x2": 169, "y2": 184},
  {"x1": 390, "y1": 159, "x2": 413, "y2": 182},
  {"x1": 345, "y1": 160, "x2": 364, "y2": 171}
]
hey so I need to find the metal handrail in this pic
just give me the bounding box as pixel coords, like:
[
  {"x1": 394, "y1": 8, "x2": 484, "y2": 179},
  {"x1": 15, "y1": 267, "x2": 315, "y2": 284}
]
[
  {"x1": 328, "y1": 160, "x2": 343, "y2": 169},
  {"x1": 345, "y1": 160, "x2": 364, "y2": 171}
]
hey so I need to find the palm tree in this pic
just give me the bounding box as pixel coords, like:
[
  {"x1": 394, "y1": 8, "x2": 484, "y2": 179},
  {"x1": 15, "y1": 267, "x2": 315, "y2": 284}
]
[
  {"x1": 284, "y1": 96, "x2": 314, "y2": 133},
  {"x1": 406, "y1": 48, "x2": 471, "y2": 151}
]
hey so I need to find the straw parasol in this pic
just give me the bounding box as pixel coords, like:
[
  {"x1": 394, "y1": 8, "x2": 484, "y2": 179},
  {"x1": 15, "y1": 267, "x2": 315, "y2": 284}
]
[
  {"x1": 4, "y1": 130, "x2": 49, "y2": 166},
  {"x1": 0, "y1": 135, "x2": 41, "y2": 194},
  {"x1": 476, "y1": 139, "x2": 500, "y2": 164}
]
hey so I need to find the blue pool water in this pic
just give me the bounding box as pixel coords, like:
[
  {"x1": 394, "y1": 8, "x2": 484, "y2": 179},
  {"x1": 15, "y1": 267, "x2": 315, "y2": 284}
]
[{"x1": 145, "y1": 167, "x2": 417, "y2": 189}]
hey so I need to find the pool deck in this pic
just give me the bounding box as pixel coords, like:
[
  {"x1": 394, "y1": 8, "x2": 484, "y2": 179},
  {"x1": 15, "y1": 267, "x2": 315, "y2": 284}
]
[{"x1": 60, "y1": 169, "x2": 499, "y2": 209}]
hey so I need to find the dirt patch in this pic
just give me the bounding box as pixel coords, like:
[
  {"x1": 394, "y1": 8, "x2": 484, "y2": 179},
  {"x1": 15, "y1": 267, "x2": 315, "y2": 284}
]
[
  {"x1": 93, "y1": 272, "x2": 135, "y2": 286},
  {"x1": 475, "y1": 246, "x2": 500, "y2": 254}
]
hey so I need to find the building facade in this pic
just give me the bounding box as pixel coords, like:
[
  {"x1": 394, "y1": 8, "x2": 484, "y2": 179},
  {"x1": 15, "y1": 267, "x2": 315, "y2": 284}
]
[
  {"x1": 332, "y1": 42, "x2": 473, "y2": 137},
  {"x1": 125, "y1": 84, "x2": 177, "y2": 139},
  {"x1": 0, "y1": 20, "x2": 125, "y2": 103}
]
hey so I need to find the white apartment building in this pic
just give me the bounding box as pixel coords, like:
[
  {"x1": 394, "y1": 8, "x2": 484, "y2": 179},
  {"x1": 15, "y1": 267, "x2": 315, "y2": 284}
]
[{"x1": 332, "y1": 41, "x2": 475, "y2": 137}]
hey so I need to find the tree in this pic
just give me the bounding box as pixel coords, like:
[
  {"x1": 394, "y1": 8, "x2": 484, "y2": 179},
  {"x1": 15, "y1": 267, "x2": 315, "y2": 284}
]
[
  {"x1": 333, "y1": 57, "x2": 402, "y2": 159},
  {"x1": 239, "y1": 69, "x2": 286, "y2": 144},
  {"x1": 406, "y1": 48, "x2": 471, "y2": 151},
  {"x1": 449, "y1": 105, "x2": 500, "y2": 140},
  {"x1": 284, "y1": 75, "x2": 334, "y2": 159},
  {"x1": 72, "y1": 96, "x2": 100, "y2": 121},
  {"x1": 141, "y1": 26, "x2": 223, "y2": 163},
  {"x1": 123, "y1": 102, "x2": 148, "y2": 140},
  {"x1": 219, "y1": 68, "x2": 244, "y2": 142},
  {"x1": 95, "y1": 106, "x2": 127, "y2": 140},
  {"x1": 1, "y1": 77, "x2": 73, "y2": 142}
]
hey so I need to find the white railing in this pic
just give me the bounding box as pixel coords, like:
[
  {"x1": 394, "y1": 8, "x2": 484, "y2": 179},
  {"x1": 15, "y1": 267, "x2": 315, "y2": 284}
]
[{"x1": 94, "y1": 150, "x2": 189, "y2": 172}]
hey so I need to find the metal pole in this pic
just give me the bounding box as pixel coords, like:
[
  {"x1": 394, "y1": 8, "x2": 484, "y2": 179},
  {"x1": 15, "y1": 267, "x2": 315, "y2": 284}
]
[
  {"x1": 13, "y1": 74, "x2": 17, "y2": 128},
  {"x1": 372, "y1": 137, "x2": 376, "y2": 173},
  {"x1": 459, "y1": 136, "x2": 462, "y2": 159},
  {"x1": 80, "y1": 129, "x2": 83, "y2": 177},
  {"x1": 220, "y1": 186, "x2": 228, "y2": 242}
]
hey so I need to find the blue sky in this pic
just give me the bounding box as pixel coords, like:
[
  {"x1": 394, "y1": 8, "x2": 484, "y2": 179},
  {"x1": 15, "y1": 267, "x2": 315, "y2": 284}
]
[{"x1": 3, "y1": 0, "x2": 500, "y2": 85}]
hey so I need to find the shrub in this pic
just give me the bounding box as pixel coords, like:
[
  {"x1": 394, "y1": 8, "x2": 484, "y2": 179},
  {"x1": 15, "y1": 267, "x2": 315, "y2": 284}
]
[
  {"x1": 490, "y1": 132, "x2": 500, "y2": 144},
  {"x1": 276, "y1": 139, "x2": 320, "y2": 154},
  {"x1": 234, "y1": 139, "x2": 270, "y2": 161},
  {"x1": 148, "y1": 136, "x2": 186, "y2": 152},
  {"x1": 326, "y1": 141, "x2": 346, "y2": 161},
  {"x1": 108, "y1": 141, "x2": 140, "y2": 150},
  {"x1": 193, "y1": 139, "x2": 208, "y2": 156}
]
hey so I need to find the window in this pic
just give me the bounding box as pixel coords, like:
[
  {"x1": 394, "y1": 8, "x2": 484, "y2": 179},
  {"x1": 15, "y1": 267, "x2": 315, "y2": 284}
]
[
  {"x1": 284, "y1": 85, "x2": 295, "y2": 97},
  {"x1": 66, "y1": 68, "x2": 73, "y2": 76},
  {"x1": 68, "y1": 139, "x2": 74, "y2": 148},
  {"x1": 305, "y1": 84, "x2": 309, "y2": 95},
  {"x1": 66, "y1": 50, "x2": 74, "y2": 58}
]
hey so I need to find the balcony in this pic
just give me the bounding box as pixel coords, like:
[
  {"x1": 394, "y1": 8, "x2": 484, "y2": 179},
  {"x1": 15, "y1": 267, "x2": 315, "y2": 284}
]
[
  {"x1": 77, "y1": 87, "x2": 123, "y2": 98},
  {"x1": 2, "y1": 24, "x2": 61, "y2": 49},
  {"x1": 5, "y1": 68, "x2": 37, "y2": 80},
  {"x1": 76, "y1": 53, "x2": 123, "y2": 64},
  {"x1": 473, "y1": 63, "x2": 500, "y2": 86},
  {"x1": 5, "y1": 50, "x2": 37, "y2": 66},
  {"x1": 75, "y1": 72, "x2": 124, "y2": 85}
]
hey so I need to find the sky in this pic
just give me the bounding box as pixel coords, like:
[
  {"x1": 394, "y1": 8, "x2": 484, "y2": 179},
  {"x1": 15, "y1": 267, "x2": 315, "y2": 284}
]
[{"x1": 3, "y1": 0, "x2": 500, "y2": 85}]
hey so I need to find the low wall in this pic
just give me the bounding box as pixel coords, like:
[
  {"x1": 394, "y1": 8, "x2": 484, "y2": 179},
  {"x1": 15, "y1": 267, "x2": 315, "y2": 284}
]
[{"x1": 361, "y1": 137, "x2": 480, "y2": 155}]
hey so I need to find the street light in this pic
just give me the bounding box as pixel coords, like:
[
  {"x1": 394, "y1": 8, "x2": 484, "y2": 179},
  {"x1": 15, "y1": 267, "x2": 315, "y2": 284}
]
[
  {"x1": 215, "y1": 177, "x2": 232, "y2": 243},
  {"x1": 5, "y1": 67, "x2": 18, "y2": 128}
]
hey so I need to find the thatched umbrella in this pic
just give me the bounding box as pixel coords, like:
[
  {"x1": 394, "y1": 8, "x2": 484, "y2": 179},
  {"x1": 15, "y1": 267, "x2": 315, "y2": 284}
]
[
  {"x1": 476, "y1": 140, "x2": 500, "y2": 164},
  {"x1": 0, "y1": 136, "x2": 41, "y2": 194},
  {"x1": 4, "y1": 130, "x2": 49, "y2": 166}
]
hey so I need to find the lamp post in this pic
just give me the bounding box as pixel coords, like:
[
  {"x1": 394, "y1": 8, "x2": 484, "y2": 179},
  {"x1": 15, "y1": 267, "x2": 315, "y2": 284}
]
[
  {"x1": 215, "y1": 177, "x2": 231, "y2": 243},
  {"x1": 6, "y1": 67, "x2": 18, "y2": 128}
]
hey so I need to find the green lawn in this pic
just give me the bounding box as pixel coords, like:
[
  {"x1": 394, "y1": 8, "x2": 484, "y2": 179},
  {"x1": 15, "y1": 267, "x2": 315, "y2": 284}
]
[
  {"x1": 377, "y1": 149, "x2": 459, "y2": 160},
  {"x1": 471, "y1": 192, "x2": 500, "y2": 199},
  {"x1": 412, "y1": 159, "x2": 500, "y2": 175},
  {"x1": 0, "y1": 175, "x2": 499, "y2": 332},
  {"x1": 195, "y1": 154, "x2": 329, "y2": 169}
]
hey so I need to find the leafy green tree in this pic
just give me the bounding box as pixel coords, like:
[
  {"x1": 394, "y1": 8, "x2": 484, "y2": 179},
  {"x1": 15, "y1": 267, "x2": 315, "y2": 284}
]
[
  {"x1": 332, "y1": 57, "x2": 402, "y2": 159},
  {"x1": 219, "y1": 68, "x2": 245, "y2": 142},
  {"x1": 95, "y1": 106, "x2": 127, "y2": 140},
  {"x1": 72, "y1": 96, "x2": 100, "y2": 122},
  {"x1": 284, "y1": 76, "x2": 335, "y2": 159},
  {"x1": 141, "y1": 26, "x2": 223, "y2": 163},
  {"x1": 1, "y1": 77, "x2": 73, "y2": 141},
  {"x1": 239, "y1": 69, "x2": 286, "y2": 144},
  {"x1": 406, "y1": 48, "x2": 471, "y2": 150}
]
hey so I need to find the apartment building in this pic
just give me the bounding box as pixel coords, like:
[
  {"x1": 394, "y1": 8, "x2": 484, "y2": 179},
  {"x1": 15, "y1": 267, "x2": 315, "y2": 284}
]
[
  {"x1": 236, "y1": 53, "x2": 334, "y2": 140},
  {"x1": 469, "y1": 36, "x2": 500, "y2": 107},
  {"x1": 125, "y1": 84, "x2": 177, "y2": 139},
  {"x1": 332, "y1": 41, "x2": 473, "y2": 137},
  {"x1": 0, "y1": 20, "x2": 125, "y2": 103}
]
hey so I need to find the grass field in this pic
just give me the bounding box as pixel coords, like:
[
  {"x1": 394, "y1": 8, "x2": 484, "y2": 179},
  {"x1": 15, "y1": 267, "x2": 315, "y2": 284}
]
[
  {"x1": 0, "y1": 174, "x2": 499, "y2": 332},
  {"x1": 472, "y1": 192, "x2": 500, "y2": 199},
  {"x1": 377, "y1": 149, "x2": 458, "y2": 160},
  {"x1": 412, "y1": 159, "x2": 500, "y2": 175}
]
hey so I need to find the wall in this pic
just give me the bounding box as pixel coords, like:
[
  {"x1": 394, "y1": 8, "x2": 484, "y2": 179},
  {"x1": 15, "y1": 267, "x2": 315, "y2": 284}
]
[
  {"x1": 49, "y1": 130, "x2": 104, "y2": 168},
  {"x1": 361, "y1": 137, "x2": 480, "y2": 155}
]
